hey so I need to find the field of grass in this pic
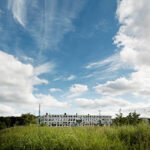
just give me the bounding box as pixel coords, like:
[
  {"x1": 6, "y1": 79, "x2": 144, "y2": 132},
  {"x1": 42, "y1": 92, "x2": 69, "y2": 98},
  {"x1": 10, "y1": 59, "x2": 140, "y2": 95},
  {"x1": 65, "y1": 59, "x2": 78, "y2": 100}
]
[{"x1": 0, "y1": 124, "x2": 150, "y2": 150}]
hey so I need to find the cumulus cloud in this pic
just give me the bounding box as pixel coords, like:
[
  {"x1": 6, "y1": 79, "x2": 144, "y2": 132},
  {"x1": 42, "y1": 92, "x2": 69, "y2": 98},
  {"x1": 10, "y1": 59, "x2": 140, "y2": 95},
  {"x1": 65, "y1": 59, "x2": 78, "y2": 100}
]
[
  {"x1": 115, "y1": 0, "x2": 150, "y2": 68},
  {"x1": 0, "y1": 104, "x2": 17, "y2": 116},
  {"x1": 75, "y1": 97, "x2": 131, "y2": 109},
  {"x1": 94, "y1": 78, "x2": 132, "y2": 96},
  {"x1": 94, "y1": 0, "x2": 150, "y2": 98},
  {"x1": 0, "y1": 50, "x2": 43, "y2": 104},
  {"x1": 95, "y1": 67, "x2": 150, "y2": 96},
  {"x1": 68, "y1": 84, "x2": 88, "y2": 98},
  {"x1": 36, "y1": 94, "x2": 69, "y2": 109},
  {"x1": 0, "y1": 50, "x2": 68, "y2": 116}
]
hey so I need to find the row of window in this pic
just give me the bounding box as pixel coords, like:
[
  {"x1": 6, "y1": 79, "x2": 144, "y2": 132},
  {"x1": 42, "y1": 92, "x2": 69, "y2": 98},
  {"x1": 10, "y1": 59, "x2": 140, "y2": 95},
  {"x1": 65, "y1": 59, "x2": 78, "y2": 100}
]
[
  {"x1": 43, "y1": 118, "x2": 110, "y2": 121},
  {"x1": 44, "y1": 115, "x2": 111, "y2": 118},
  {"x1": 43, "y1": 120, "x2": 111, "y2": 123},
  {"x1": 45, "y1": 122, "x2": 111, "y2": 126}
]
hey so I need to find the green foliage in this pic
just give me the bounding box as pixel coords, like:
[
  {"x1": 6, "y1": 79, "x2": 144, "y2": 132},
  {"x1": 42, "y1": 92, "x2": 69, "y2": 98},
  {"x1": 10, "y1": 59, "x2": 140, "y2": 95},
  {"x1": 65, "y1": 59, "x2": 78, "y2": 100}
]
[
  {"x1": 40, "y1": 122, "x2": 47, "y2": 126},
  {"x1": 113, "y1": 111, "x2": 141, "y2": 126},
  {"x1": 0, "y1": 124, "x2": 150, "y2": 150},
  {"x1": 0, "y1": 122, "x2": 7, "y2": 130},
  {"x1": 113, "y1": 112, "x2": 126, "y2": 126},
  {"x1": 20, "y1": 113, "x2": 37, "y2": 125},
  {"x1": 126, "y1": 112, "x2": 140, "y2": 125},
  {"x1": 0, "y1": 113, "x2": 37, "y2": 130}
]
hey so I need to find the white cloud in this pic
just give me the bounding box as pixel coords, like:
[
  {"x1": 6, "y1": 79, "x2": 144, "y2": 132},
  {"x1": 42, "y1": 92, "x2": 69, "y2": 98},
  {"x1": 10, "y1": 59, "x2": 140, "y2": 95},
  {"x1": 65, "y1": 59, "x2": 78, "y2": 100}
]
[
  {"x1": 34, "y1": 62, "x2": 55, "y2": 76},
  {"x1": 36, "y1": 94, "x2": 69, "y2": 109},
  {"x1": 21, "y1": 56, "x2": 34, "y2": 63},
  {"x1": 53, "y1": 75, "x2": 76, "y2": 81},
  {"x1": 115, "y1": 0, "x2": 150, "y2": 69},
  {"x1": 75, "y1": 96, "x2": 132, "y2": 117},
  {"x1": 95, "y1": 67, "x2": 150, "y2": 96},
  {"x1": 85, "y1": 53, "x2": 129, "y2": 81},
  {"x1": 50, "y1": 88, "x2": 62, "y2": 92},
  {"x1": 8, "y1": 0, "x2": 26, "y2": 27},
  {"x1": 75, "y1": 96, "x2": 150, "y2": 117},
  {"x1": 0, "y1": 50, "x2": 66, "y2": 116},
  {"x1": 75, "y1": 97, "x2": 131, "y2": 109},
  {"x1": 53, "y1": 76, "x2": 63, "y2": 81},
  {"x1": 84, "y1": 53, "x2": 127, "y2": 82},
  {"x1": 66, "y1": 75, "x2": 76, "y2": 81},
  {"x1": 0, "y1": 50, "x2": 42, "y2": 104},
  {"x1": 70, "y1": 84, "x2": 88, "y2": 93},
  {"x1": 7, "y1": 0, "x2": 86, "y2": 49},
  {"x1": 0, "y1": 104, "x2": 17, "y2": 116},
  {"x1": 68, "y1": 84, "x2": 88, "y2": 98},
  {"x1": 94, "y1": 0, "x2": 150, "y2": 98},
  {"x1": 85, "y1": 53, "x2": 124, "y2": 72}
]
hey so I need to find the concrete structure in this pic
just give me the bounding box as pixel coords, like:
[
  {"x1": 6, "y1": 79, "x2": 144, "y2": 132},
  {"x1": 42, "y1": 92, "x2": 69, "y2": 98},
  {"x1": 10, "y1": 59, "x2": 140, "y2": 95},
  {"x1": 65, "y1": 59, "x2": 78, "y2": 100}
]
[{"x1": 39, "y1": 113, "x2": 112, "y2": 127}]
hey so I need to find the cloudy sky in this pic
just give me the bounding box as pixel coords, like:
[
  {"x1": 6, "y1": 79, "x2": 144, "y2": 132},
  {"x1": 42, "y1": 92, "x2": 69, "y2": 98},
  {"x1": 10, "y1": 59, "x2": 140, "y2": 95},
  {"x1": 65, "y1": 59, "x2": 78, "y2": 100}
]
[{"x1": 0, "y1": 0, "x2": 150, "y2": 117}]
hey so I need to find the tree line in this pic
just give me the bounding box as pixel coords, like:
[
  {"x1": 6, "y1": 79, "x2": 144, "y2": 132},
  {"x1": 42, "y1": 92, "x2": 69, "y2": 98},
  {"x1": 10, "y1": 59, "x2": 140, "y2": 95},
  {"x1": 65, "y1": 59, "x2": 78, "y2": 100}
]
[{"x1": 0, "y1": 113, "x2": 37, "y2": 130}]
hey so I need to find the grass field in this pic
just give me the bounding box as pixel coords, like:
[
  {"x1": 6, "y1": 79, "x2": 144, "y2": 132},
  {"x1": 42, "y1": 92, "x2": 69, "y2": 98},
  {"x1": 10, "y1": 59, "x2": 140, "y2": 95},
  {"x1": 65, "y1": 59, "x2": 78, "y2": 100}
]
[{"x1": 0, "y1": 124, "x2": 150, "y2": 150}]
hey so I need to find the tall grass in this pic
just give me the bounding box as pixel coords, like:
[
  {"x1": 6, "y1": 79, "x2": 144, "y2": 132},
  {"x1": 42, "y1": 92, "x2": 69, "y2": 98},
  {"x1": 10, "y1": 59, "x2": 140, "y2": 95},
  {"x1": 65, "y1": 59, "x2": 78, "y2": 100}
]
[{"x1": 0, "y1": 123, "x2": 150, "y2": 150}]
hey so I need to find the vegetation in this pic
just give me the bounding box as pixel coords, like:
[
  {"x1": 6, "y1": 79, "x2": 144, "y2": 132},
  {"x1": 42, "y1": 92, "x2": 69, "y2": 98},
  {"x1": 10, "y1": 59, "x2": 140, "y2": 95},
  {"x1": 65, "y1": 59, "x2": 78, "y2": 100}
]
[
  {"x1": 1, "y1": 123, "x2": 150, "y2": 150},
  {"x1": 113, "y1": 111, "x2": 142, "y2": 126},
  {"x1": 0, "y1": 113, "x2": 37, "y2": 130},
  {"x1": 0, "y1": 112, "x2": 150, "y2": 149}
]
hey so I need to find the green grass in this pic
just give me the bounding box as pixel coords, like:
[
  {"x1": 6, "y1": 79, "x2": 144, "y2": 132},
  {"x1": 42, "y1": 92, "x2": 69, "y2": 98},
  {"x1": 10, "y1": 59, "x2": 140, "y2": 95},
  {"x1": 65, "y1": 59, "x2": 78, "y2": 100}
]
[{"x1": 0, "y1": 124, "x2": 150, "y2": 150}]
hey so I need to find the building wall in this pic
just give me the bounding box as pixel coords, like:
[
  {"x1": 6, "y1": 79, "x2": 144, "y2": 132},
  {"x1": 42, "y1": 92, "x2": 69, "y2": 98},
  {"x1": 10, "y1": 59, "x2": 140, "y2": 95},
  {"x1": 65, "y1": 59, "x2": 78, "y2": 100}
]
[{"x1": 39, "y1": 113, "x2": 112, "y2": 127}]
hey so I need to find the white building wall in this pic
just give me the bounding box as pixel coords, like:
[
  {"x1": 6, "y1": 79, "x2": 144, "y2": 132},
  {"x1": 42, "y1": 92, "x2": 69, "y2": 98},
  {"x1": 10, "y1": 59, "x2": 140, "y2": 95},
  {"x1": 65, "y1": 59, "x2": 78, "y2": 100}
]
[{"x1": 39, "y1": 113, "x2": 112, "y2": 127}]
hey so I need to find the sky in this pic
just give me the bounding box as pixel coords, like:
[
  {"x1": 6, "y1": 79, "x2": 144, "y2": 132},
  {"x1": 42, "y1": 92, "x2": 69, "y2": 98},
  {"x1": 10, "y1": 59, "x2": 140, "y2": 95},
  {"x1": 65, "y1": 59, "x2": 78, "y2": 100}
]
[{"x1": 0, "y1": 0, "x2": 150, "y2": 117}]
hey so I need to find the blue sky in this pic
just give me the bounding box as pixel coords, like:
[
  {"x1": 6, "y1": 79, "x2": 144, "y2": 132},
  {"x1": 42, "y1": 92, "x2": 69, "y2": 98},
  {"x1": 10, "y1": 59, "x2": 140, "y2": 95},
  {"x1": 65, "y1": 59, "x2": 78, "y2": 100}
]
[{"x1": 0, "y1": 0, "x2": 150, "y2": 117}]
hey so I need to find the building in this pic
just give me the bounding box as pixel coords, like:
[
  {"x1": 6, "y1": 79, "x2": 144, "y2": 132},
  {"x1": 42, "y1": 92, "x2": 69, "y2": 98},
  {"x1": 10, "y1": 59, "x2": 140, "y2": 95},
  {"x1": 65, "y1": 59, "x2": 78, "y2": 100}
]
[{"x1": 39, "y1": 113, "x2": 112, "y2": 127}]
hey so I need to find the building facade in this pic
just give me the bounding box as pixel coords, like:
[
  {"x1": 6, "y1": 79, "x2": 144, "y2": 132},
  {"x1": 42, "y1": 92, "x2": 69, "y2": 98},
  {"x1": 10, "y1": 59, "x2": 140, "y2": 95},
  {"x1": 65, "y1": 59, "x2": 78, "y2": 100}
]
[{"x1": 39, "y1": 113, "x2": 112, "y2": 127}]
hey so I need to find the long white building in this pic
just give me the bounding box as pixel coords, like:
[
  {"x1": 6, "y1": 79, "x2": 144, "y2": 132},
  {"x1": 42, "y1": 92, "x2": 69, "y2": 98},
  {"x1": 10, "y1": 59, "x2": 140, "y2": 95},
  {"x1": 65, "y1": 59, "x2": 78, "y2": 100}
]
[{"x1": 39, "y1": 113, "x2": 112, "y2": 126}]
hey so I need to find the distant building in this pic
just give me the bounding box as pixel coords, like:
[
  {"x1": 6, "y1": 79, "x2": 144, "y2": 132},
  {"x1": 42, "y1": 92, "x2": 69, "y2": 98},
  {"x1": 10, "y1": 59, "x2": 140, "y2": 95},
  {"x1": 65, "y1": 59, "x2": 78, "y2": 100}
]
[
  {"x1": 39, "y1": 113, "x2": 112, "y2": 127},
  {"x1": 139, "y1": 118, "x2": 150, "y2": 124}
]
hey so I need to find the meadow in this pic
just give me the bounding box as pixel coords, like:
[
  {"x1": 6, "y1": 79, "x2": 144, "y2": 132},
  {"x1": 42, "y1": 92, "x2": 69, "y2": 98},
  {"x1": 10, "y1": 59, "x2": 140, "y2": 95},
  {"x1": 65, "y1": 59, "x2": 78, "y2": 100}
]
[{"x1": 0, "y1": 124, "x2": 150, "y2": 150}]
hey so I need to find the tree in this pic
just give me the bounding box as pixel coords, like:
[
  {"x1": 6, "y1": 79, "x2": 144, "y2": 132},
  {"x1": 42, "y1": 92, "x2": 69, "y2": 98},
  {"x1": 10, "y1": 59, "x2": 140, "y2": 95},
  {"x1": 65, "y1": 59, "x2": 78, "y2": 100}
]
[
  {"x1": 20, "y1": 113, "x2": 37, "y2": 125},
  {"x1": 126, "y1": 111, "x2": 140, "y2": 125},
  {"x1": 113, "y1": 111, "x2": 141, "y2": 126},
  {"x1": 113, "y1": 111, "x2": 126, "y2": 126}
]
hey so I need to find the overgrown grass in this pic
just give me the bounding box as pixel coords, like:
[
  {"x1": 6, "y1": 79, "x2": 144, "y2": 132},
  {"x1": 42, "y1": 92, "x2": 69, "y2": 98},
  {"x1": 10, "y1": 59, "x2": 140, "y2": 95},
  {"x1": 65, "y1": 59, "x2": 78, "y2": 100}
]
[{"x1": 0, "y1": 123, "x2": 150, "y2": 150}]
